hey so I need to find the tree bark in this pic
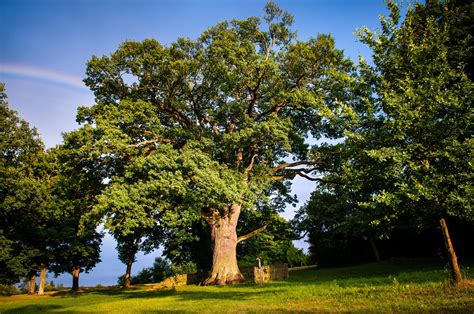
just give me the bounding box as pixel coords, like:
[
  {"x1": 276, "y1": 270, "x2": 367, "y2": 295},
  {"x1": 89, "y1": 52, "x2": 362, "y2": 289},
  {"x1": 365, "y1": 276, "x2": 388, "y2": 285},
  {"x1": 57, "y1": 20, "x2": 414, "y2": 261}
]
[
  {"x1": 439, "y1": 218, "x2": 462, "y2": 283},
  {"x1": 368, "y1": 237, "x2": 381, "y2": 262},
  {"x1": 124, "y1": 258, "x2": 134, "y2": 288},
  {"x1": 202, "y1": 204, "x2": 245, "y2": 285},
  {"x1": 72, "y1": 265, "x2": 81, "y2": 292},
  {"x1": 37, "y1": 264, "x2": 46, "y2": 295},
  {"x1": 27, "y1": 272, "x2": 36, "y2": 295}
]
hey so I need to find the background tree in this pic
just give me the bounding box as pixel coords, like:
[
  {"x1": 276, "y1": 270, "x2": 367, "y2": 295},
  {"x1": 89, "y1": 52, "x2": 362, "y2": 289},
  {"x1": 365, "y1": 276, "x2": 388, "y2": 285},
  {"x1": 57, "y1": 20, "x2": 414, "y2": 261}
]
[
  {"x1": 297, "y1": 0, "x2": 472, "y2": 280},
  {"x1": 47, "y1": 144, "x2": 103, "y2": 292},
  {"x1": 358, "y1": 0, "x2": 473, "y2": 283},
  {"x1": 237, "y1": 205, "x2": 306, "y2": 267},
  {"x1": 92, "y1": 180, "x2": 163, "y2": 288},
  {"x1": 0, "y1": 84, "x2": 59, "y2": 295}
]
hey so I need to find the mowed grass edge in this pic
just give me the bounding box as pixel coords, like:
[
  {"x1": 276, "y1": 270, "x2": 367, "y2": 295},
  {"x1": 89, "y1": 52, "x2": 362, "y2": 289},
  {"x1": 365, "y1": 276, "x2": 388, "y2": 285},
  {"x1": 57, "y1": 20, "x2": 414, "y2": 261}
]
[{"x1": 1, "y1": 259, "x2": 473, "y2": 313}]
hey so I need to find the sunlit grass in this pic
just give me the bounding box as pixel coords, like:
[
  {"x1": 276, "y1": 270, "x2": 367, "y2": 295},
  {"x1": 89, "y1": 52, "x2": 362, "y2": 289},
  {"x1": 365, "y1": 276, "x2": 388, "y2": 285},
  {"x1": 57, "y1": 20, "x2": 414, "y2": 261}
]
[{"x1": 1, "y1": 259, "x2": 473, "y2": 313}]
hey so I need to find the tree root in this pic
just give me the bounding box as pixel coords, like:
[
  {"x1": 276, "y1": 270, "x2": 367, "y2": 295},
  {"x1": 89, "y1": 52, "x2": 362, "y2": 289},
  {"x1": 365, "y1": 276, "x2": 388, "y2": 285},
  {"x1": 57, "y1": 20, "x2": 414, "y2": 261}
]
[{"x1": 202, "y1": 272, "x2": 245, "y2": 286}]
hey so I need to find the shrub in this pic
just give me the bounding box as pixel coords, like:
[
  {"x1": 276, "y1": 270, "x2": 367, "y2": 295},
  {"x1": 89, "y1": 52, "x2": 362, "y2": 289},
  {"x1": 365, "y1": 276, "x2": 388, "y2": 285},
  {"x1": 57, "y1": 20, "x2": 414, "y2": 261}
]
[{"x1": 0, "y1": 284, "x2": 19, "y2": 296}]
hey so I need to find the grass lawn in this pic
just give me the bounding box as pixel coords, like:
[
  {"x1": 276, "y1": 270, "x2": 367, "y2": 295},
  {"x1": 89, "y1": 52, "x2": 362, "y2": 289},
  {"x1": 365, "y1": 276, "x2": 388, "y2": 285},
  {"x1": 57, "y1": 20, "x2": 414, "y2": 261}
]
[{"x1": 1, "y1": 259, "x2": 473, "y2": 313}]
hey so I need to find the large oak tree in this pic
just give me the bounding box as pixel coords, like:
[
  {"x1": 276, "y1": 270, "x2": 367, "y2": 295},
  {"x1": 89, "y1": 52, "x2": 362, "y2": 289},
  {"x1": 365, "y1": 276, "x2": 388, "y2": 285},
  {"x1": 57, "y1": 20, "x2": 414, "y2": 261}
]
[{"x1": 76, "y1": 2, "x2": 352, "y2": 285}]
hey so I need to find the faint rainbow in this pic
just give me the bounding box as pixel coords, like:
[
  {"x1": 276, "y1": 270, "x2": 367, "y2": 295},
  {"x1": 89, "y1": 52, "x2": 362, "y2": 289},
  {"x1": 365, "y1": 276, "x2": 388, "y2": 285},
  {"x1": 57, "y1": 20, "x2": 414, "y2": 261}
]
[{"x1": 0, "y1": 64, "x2": 90, "y2": 93}]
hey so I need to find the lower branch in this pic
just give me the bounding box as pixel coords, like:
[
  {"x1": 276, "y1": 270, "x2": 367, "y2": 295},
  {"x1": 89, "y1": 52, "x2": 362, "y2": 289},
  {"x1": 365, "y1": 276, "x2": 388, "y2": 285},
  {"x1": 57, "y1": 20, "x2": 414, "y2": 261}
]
[{"x1": 237, "y1": 225, "x2": 268, "y2": 243}]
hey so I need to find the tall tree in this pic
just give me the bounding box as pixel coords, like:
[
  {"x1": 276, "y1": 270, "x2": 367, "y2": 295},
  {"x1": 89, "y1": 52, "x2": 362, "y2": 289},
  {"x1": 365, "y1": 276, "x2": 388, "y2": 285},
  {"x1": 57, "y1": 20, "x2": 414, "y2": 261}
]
[
  {"x1": 297, "y1": 0, "x2": 473, "y2": 280},
  {"x1": 357, "y1": 0, "x2": 473, "y2": 283},
  {"x1": 297, "y1": 1, "x2": 473, "y2": 276},
  {"x1": 92, "y1": 182, "x2": 163, "y2": 288},
  {"x1": 75, "y1": 2, "x2": 352, "y2": 285},
  {"x1": 47, "y1": 145, "x2": 103, "y2": 292},
  {"x1": 0, "y1": 83, "x2": 57, "y2": 294}
]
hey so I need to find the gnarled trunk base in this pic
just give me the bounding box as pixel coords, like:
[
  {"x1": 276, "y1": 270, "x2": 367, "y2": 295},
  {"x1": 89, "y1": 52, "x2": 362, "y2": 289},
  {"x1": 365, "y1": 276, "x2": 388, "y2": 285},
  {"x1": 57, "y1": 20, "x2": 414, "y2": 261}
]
[
  {"x1": 202, "y1": 204, "x2": 245, "y2": 286},
  {"x1": 203, "y1": 270, "x2": 245, "y2": 286}
]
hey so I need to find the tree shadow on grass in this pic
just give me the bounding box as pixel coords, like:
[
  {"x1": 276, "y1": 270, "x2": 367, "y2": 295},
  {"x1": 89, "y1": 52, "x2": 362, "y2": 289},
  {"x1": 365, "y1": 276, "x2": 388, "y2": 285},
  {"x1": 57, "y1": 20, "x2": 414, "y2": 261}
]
[
  {"x1": 2, "y1": 304, "x2": 70, "y2": 314},
  {"x1": 285, "y1": 259, "x2": 452, "y2": 286},
  {"x1": 89, "y1": 285, "x2": 279, "y2": 302}
]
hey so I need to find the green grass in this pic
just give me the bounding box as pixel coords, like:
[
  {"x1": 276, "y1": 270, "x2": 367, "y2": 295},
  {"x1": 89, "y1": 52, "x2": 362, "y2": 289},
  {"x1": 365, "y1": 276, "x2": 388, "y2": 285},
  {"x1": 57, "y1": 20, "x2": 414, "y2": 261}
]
[{"x1": 1, "y1": 259, "x2": 473, "y2": 313}]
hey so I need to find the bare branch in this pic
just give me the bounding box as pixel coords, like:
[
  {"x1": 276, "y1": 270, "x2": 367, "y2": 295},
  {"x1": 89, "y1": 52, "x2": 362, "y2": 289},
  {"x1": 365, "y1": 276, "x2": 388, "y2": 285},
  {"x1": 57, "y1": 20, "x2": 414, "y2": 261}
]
[{"x1": 237, "y1": 224, "x2": 268, "y2": 243}]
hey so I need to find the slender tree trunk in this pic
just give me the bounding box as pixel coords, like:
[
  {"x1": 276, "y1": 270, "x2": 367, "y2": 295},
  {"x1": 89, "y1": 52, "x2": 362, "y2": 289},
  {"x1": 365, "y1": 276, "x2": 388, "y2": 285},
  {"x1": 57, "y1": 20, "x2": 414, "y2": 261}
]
[
  {"x1": 27, "y1": 272, "x2": 36, "y2": 295},
  {"x1": 368, "y1": 237, "x2": 381, "y2": 262},
  {"x1": 72, "y1": 265, "x2": 81, "y2": 292},
  {"x1": 124, "y1": 258, "x2": 134, "y2": 288},
  {"x1": 203, "y1": 204, "x2": 245, "y2": 285},
  {"x1": 37, "y1": 264, "x2": 46, "y2": 295},
  {"x1": 439, "y1": 218, "x2": 462, "y2": 283}
]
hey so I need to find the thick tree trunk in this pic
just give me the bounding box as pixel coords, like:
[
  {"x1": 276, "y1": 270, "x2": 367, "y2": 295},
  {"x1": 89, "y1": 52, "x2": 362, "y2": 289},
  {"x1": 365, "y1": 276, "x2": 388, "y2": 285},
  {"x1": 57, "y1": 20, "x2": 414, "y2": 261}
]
[
  {"x1": 37, "y1": 264, "x2": 46, "y2": 295},
  {"x1": 72, "y1": 265, "x2": 81, "y2": 292},
  {"x1": 203, "y1": 204, "x2": 245, "y2": 285},
  {"x1": 368, "y1": 237, "x2": 381, "y2": 262},
  {"x1": 124, "y1": 258, "x2": 134, "y2": 288},
  {"x1": 439, "y1": 218, "x2": 462, "y2": 283},
  {"x1": 27, "y1": 272, "x2": 36, "y2": 295}
]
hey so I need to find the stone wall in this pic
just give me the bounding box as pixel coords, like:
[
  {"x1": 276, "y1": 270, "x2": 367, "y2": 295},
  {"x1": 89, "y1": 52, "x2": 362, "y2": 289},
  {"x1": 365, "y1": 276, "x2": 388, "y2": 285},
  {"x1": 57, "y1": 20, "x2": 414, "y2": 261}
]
[
  {"x1": 149, "y1": 264, "x2": 289, "y2": 288},
  {"x1": 241, "y1": 264, "x2": 289, "y2": 283}
]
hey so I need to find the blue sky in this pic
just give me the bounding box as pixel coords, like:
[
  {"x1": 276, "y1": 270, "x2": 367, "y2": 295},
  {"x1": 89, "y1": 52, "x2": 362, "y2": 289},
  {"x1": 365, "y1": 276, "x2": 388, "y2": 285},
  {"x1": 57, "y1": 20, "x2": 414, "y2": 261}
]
[{"x1": 1, "y1": 0, "x2": 389, "y2": 287}]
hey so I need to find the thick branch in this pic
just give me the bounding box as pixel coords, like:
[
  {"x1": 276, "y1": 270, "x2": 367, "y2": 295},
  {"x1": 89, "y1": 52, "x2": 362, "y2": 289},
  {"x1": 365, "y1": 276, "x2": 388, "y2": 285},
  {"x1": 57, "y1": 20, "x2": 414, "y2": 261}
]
[
  {"x1": 247, "y1": 71, "x2": 264, "y2": 117},
  {"x1": 293, "y1": 73, "x2": 306, "y2": 88},
  {"x1": 228, "y1": 118, "x2": 239, "y2": 133},
  {"x1": 296, "y1": 172, "x2": 326, "y2": 182},
  {"x1": 236, "y1": 150, "x2": 243, "y2": 169},
  {"x1": 255, "y1": 103, "x2": 283, "y2": 122},
  {"x1": 202, "y1": 116, "x2": 220, "y2": 135},
  {"x1": 243, "y1": 145, "x2": 258, "y2": 180},
  {"x1": 201, "y1": 208, "x2": 221, "y2": 225},
  {"x1": 130, "y1": 138, "x2": 176, "y2": 147},
  {"x1": 272, "y1": 175, "x2": 285, "y2": 181},
  {"x1": 237, "y1": 224, "x2": 267, "y2": 243},
  {"x1": 271, "y1": 161, "x2": 315, "y2": 173}
]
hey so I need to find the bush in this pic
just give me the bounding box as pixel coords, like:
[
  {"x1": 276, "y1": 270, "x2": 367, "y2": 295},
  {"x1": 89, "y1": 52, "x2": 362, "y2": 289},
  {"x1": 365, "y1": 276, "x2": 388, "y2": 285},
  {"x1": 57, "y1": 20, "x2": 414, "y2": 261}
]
[
  {"x1": 170, "y1": 261, "x2": 197, "y2": 275},
  {"x1": 44, "y1": 280, "x2": 56, "y2": 292},
  {"x1": 118, "y1": 257, "x2": 175, "y2": 285},
  {"x1": 0, "y1": 284, "x2": 19, "y2": 296},
  {"x1": 150, "y1": 257, "x2": 172, "y2": 282}
]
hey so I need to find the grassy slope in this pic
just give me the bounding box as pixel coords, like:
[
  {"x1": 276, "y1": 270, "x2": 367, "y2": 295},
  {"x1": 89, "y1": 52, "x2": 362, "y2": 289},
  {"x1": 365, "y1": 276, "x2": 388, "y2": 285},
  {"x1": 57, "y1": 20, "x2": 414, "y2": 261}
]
[{"x1": 1, "y1": 259, "x2": 473, "y2": 313}]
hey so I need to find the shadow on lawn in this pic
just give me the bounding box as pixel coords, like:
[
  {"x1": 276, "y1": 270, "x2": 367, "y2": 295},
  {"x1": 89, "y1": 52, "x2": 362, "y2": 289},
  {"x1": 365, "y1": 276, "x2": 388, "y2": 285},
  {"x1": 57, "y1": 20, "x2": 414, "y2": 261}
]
[
  {"x1": 88, "y1": 285, "x2": 277, "y2": 302},
  {"x1": 35, "y1": 258, "x2": 467, "y2": 303},
  {"x1": 286, "y1": 258, "x2": 451, "y2": 285},
  {"x1": 2, "y1": 304, "x2": 71, "y2": 314}
]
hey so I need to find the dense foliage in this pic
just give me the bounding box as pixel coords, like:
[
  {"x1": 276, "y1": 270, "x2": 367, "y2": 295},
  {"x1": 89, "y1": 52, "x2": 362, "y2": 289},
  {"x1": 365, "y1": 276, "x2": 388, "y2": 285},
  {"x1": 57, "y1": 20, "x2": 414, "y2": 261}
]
[
  {"x1": 0, "y1": 84, "x2": 61, "y2": 289},
  {"x1": 296, "y1": 0, "x2": 473, "y2": 271},
  {"x1": 1, "y1": 0, "x2": 472, "y2": 291},
  {"x1": 73, "y1": 1, "x2": 351, "y2": 284}
]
